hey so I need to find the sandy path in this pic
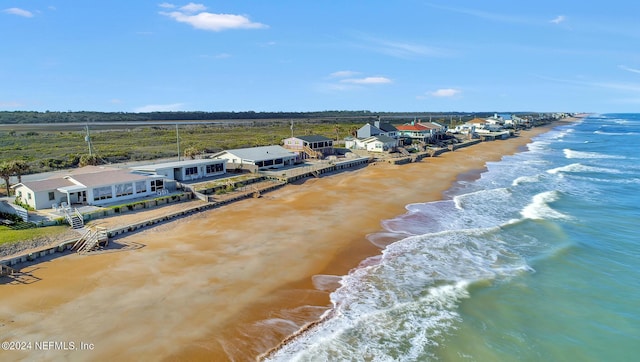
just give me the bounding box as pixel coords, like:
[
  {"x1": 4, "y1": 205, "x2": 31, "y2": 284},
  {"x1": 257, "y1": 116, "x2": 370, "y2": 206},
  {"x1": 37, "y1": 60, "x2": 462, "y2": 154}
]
[{"x1": 0, "y1": 123, "x2": 565, "y2": 361}]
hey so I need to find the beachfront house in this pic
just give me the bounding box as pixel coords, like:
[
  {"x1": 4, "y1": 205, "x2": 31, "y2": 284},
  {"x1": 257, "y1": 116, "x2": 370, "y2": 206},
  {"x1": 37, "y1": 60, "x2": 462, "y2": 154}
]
[
  {"x1": 345, "y1": 135, "x2": 397, "y2": 152},
  {"x1": 450, "y1": 123, "x2": 476, "y2": 135},
  {"x1": 282, "y1": 135, "x2": 334, "y2": 159},
  {"x1": 356, "y1": 120, "x2": 399, "y2": 139},
  {"x1": 131, "y1": 159, "x2": 227, "y2": 182},
  {"x1": 213, "y1": 145, "x2": 297, "y2": 171},
  {"x1": 396, "y1": 121, "x2": 447, "y2": 143},
  {"x1": 11, "y1": 166, "x2": 167, "y2": 210},
  {"x1": 466, "y1": 118, "x2": 503, "y2": 133}
]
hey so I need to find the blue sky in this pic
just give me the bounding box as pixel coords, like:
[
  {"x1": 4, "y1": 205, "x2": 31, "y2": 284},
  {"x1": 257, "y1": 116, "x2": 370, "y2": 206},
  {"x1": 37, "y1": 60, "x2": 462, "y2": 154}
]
[{"x1": 2, "y1": 1, "x2": 639, "y2": 113}]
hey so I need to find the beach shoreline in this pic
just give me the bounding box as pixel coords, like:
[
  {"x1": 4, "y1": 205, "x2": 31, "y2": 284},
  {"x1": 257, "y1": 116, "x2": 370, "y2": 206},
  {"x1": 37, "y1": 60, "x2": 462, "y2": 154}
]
[{"x1": 0, "y1": 120, "x2": 577, "y2": 361}]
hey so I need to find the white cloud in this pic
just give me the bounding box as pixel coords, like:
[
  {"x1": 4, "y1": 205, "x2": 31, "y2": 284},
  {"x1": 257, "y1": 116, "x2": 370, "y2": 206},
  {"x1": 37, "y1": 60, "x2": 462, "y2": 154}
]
[
  {"x1": 180, "y1": 2, "x2": 207, "y2": 13},
  {"x1": 160, "y1": 4, "x2": 268, "y2": 32},
  {"x1": 134, "y1": 103, "x2": 184, "y2": 112},
  {"x1": 158, "y1": 3, "x2": 176, "y2": 9},
  {"x1": 619, "y1": 65, "x2": 640, "y2": 75},
  {"x1": 330, "y1": 70, "x2": 360, "y2": 78},
  {"x1": 550, "y1": 15, "x2": 566, "y2": 24},
  {"x1": 340, "y1": 77, "x2": 392, "y2": 85},
  {"x1": 3, "y1": 7, "x2": 34, "y2": 18},
  {"x1": 422, "y1": 88, "x2": 462, "y2": 98}
]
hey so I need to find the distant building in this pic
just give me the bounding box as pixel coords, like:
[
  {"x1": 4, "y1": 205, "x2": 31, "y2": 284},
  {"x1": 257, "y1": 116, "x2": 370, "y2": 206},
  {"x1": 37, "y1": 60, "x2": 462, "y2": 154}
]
[
  {"x1": 213, "y1": 145, "x2": 297, "y2": 170},
  {"x1": 11, "y1": 166, "x2": 166, "y2": 210},
  {"x1": 131, "y1": 159, "x2": 227, "y2": 182}
]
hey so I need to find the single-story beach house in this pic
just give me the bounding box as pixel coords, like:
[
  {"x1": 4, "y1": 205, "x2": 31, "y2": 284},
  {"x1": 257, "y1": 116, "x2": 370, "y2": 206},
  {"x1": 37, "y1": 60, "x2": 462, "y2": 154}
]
[
  {"x1": 11, "y1": 166, "x2": 167, "y2": 210},
  {"x1": 213, "y1": 145, "x2": 297, "y2": 170},
  {"x1": 282, "y1": 135, "x2": 334, "y2": 159},
  {"x1": 131, "y1": 159, "x2": 227, "y2": 182},
  {"x1": 346, "y1": 135, "x2": 398, "y2": 152}
]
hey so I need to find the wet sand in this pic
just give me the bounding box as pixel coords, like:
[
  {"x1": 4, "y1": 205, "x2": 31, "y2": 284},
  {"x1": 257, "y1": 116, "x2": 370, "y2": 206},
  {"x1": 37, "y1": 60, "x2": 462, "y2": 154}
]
[{"x1": 0, "y1": 124, "x2": 561, "y2": 361}]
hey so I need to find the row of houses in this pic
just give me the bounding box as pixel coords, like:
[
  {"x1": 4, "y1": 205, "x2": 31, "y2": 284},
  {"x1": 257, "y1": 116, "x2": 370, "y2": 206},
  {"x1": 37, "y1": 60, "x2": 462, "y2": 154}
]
[
  {"x1": 11, "y1": 137, "x2": 338, "y2": 211},
  {"x1": 345, "y1": 119, "x2": 449, "y2": 152},
  {"x1": 11, "y1": 113, "x2": 529, "y2": 211}
]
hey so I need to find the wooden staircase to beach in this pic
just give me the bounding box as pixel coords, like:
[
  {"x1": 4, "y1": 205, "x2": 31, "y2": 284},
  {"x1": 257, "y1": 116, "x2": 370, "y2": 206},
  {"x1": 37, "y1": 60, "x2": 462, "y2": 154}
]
[
  {"x1": 397, "y1": 147, "x2": 411, "y2": 156},
  {"x1": 63, "y1": 208, "x2": 84, "y2": 229},
  {"x1": 302, "y1": 146, "x2": 321, "y2": 159},
  {"x1": 72, "y1": 227, "x2": 108, "y2": 254},
  {"x1": 0, "y1": 264, "x2": 17, "y2": 277}
]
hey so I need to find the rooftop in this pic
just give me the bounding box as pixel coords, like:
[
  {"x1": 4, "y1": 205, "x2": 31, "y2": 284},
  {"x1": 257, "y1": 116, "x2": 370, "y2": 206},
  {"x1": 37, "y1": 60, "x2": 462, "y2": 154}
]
[
  {"x1": 292, "y1": 135, "x2": 334, "y2": 143},
  {"x1": 215, "y1": 145, "x2": 296, "y2": 162},
  {"x1": 132, "y1": 158, "x2": 226, "y2": 171}
]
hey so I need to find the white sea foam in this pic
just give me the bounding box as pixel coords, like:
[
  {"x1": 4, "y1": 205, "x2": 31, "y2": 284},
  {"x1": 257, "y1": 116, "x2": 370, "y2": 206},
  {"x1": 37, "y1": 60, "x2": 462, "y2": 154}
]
[
  {"x1": 563, "y1": 148, "x2": 626, "y2": 159},
  {"x1": 512, "y1": 174, "x2": 542, "y2": 186},
  {"x1": 521, "y1": 191, "x2": 569, "y2": 220},
  {"x1": 266, "y1": 229, "x2": 532, "y2": 361},
  {"x1": 594, "y1": 130, "x2": 639, "y2": 136},
  {"x1": 547, "y1": 163, "x2": 623, "y2": 175}
]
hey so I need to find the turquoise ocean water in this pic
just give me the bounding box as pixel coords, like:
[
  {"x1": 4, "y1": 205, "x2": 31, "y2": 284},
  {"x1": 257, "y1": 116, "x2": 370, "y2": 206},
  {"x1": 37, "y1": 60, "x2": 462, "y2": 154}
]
[{"x1": 267, "y1": 114, "x2": 640, "y2": 361}]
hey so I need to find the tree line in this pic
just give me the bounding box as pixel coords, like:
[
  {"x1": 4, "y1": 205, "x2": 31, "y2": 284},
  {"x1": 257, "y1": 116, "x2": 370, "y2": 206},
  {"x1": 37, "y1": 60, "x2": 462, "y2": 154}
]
[{"x1": 0, "y1": 110, "x2": 508, "y2": 125}]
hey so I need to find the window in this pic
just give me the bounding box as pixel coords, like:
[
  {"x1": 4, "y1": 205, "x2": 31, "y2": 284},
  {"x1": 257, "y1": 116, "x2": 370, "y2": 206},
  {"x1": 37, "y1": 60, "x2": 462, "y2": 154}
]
[
  {"x1": 93, "y1": 186, "x2": 113, "y2": 201},
  {"x1": 185, "y1": 167, "x2": 198, "y2": 176},
  {"x1": 28, "y1": 193, "x2": 32, "y2": 200},
  {"x1": 151, "y1": 179, "x2": 164, "y2": 192},
  {"x1": 18, "y1": 191, "x2": 22, "y2": 198},
  {"x1": 275, "y1": 158, "x2": 283, "y2": 164},
  {"x1": 135, "y1": 181, "x2": 147, "y2": 194},
  {"x1": 206, "y1": 163, "x2": 224, "y2": 174},
  {"x1": 48, "y1": 192, "x2": 55, "y2": 201},
  {"x1": 115, "y1": 183, "x2": 134, "y2": 197}
]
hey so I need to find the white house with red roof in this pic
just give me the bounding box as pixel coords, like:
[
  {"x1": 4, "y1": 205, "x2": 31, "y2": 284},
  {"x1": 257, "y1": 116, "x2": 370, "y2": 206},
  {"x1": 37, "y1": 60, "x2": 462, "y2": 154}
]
[{"x1": 396, "y1": 121, "x2": 447, "y2": 143}]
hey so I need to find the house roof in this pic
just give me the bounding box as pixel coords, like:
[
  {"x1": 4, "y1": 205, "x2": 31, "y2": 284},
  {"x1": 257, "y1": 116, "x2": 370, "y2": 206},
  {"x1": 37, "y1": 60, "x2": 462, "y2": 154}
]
[
  {"x1": 131, "y1": 158, "x2": 225, "y2": 171},
  {"x1": 13, "y1": 178, "x2": 76, "y2": 192},
  {"x1": 419, "y1": 122, "x2": 444, "y2": 130},
  {"x1": 468, "y1": 118, "x2": 487, "y2": 124},
  {"x1": 294, "y1": 135, "x2": 333, "y2": 143},
  {"x1": 396, "y1": 123, "x2": 429, "y2": 131},
  {"x1": 371, "y1": 121, "x2": 398, "y2": 132},
  {"x1": 69, "y1": 169, "x2": 152, "y2": 187},
  {"x1": 216, "y1": 145, "x2": 296, "y2": 162},
  {"x1": 362, "y1": 135, "x2": 396, "y2": 143}
]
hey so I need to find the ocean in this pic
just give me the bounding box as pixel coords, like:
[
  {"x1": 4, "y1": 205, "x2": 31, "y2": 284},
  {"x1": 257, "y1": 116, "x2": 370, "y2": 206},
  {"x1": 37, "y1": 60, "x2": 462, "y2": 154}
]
[{"x1": 266, "y1": 114, "x2": 640, "y2": 361}]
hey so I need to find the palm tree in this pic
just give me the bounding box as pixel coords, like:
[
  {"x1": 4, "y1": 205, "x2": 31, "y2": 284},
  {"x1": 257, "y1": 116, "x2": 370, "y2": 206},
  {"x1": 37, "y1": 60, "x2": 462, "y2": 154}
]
[
  {"x1": 0, "y1": 162, "x2": 12, "y2": 196},
  {"x1": 11, "y1": 160, "x2": 30, "y2": 183}
]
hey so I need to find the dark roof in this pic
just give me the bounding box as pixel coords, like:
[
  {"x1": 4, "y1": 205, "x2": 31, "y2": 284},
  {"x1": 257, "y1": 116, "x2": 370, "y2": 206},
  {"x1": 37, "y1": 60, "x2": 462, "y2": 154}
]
[
  {"x1": 295, "y1": 135, "x2": 333, "y2": 142},
  {"x1": 368, "y1": 121, "x2": 398, "y2": 132},
  {"x1": 378, "y1": 122, "x2": 398, "y2": 132}
]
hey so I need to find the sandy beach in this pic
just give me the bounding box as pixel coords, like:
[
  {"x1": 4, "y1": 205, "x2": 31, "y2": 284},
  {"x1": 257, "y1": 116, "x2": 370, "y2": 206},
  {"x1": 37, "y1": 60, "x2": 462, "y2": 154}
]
[{"x1": 0, "y1": 123, "x2": 564, "y2": 361}]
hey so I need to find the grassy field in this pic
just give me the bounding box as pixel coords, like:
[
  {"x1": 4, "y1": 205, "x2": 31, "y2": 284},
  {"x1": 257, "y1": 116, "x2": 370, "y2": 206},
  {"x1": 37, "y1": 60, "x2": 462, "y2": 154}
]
[
  {"x1": 0, "y1": 120, "x2": 361, "y2": 174},
  {"x1": 0, "y1": 225, "x2": 71, "y2": 246}
]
